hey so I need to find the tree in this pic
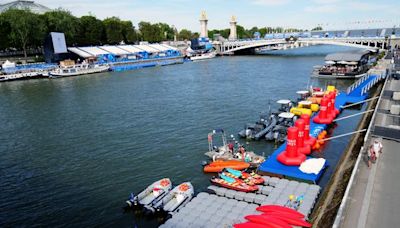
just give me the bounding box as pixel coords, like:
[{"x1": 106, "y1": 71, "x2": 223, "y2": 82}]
[
  {"x1": 1, "y1": 9, "x2": 45, "y2": 57},
  {"x1": 103, "y1": 17, "x2": 124, "y2": 44},
  {"x1": 78, "y1": 15, "x2": 105, "y2": 46},
  {"x1": 0, "y1": 13, "x2": 11, "y2": 50},
  {"x1": 42, "y1": 9, "x2": 79, "y2": 45},
  {"x1": 179, "y1": 29, "x2": 192, "y2": 40},
  {"x1": 156, "y1": 23, "x2": 174, "y2": 40},
  {"x1": 138, "y1": 21, "x2": 163, "y2": 42},
  {"x1": 121, "y1": 21, "x2": 137, "y2": 43}
]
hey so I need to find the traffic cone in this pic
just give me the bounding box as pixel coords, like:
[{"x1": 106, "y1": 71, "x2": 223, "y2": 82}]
[{"x1": 277, "y1": 127, "x2": 306, "y2": 166}]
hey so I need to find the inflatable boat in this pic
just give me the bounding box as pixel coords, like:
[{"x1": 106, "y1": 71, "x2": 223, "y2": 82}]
[
  {"x1": 152, "y1": 182, "x2": 194, "y2": 214},
  {"x1": 126, "y1": 178, "x2": 172, "y2": 208}
]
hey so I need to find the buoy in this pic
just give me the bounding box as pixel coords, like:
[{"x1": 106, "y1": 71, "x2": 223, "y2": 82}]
[
  {"x1": 295, "y1": 119, "x2": 311, "y2": 155},
  {"x1": 300, "y1": 114, "x2": 316, "y2": 147},
  {"x1": 313, "y1": 97, "x2": 333, "y2": 124},
  {"x1": 277, "y1": 127, "x2": 306, "y2": 166},
  {"x1": 329, "y1": 91, "x2": 340, "y2": 115}
]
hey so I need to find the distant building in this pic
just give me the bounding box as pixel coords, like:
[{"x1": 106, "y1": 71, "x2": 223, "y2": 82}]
[{"x1": 0, "y1": 0, "x2": 51, "y2": 14}]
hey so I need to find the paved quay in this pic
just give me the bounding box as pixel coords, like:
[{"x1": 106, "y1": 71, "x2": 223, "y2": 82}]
[{"x1": 335, "y1": 59, "x2": 400, "y2": 228}]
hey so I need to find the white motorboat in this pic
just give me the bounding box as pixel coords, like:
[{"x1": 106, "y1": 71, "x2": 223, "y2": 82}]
[
  {"x1": 189, "y1": 51, "x2": 216, "y2": 61},
  {"x1": 49, "y1": 64, "x2": 109, "y2": 78}
]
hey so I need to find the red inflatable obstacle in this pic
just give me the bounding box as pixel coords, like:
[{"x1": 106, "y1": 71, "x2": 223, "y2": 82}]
[
  {"x1": 295, "y1": 119, "x2": 311, "y2": 155},
  {"x1": 329, "y1": 91, "x2": 340, "y2": 115},
  {"x1": 313, "y1": 97, "x2": 333, "y2": 124},
  {"x1": 301, "y1": 114, "x2": 316, "y2": 147},
  {"x1": 277, "y1": 127, "x2": 306, "y2": 166},
  {"x1": 244, "y1": 215, "x2": 292, "y2": 228}
]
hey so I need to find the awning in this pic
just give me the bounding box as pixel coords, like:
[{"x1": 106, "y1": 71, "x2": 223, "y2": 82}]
[
  {"x1": 325, "y1": 60, "x2": 336, "y2": 64},
  {"x1": 276, "y1": 99, "x2": 291, "y2": 105},
  {"x1": 337, "y1": 60, "x2": 349, "y2": 64},
  {"x1": 347, "y1": 61, "x2": 358, "y2": 65},
  {"x1": 278, "y1": 112, "x2": 295, "y2": 119}
]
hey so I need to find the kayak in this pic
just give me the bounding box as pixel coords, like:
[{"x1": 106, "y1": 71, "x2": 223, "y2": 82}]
[
  {"x1": 257, "y1": 205, "x2": 304, "y2": 218},
  {"x1": 264, "y1": 214, "x2": 311, "y2": 227},
  {"x1": 234, "y1": 222, "x2": 270, "y2": 228},
  {"x1": 264, "y1": 211, "x2": 305, "y2": 219},
  {"x1": 244, "y1": 215, "x2": 292, "y2": 228},
  {"x1": 222, "y1": 168, "x2": 264, "y2": 185},
  {"x1": 204, "y1": 160, "x2": 250, "y2": 173},
  {"x1": 210, "y1": 176, "x2": 258, "y2": 192}
]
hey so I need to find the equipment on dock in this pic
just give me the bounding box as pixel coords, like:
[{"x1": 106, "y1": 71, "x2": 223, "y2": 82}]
[
  {"x1": 126, "y1": 178, "x2": 172, "y2": 208},
  {"x1": 203, "y1": 160, "x2": 250, "y2": 173},
  {"x1": 277, "y1": 127, "x2": 306, "y2": 166},
  {"x1": 152, "y1": 182, "x2": 194, "y2": 215},
  {"x1": 256, "y1": 205, "x2": 305, "y2": 217}
]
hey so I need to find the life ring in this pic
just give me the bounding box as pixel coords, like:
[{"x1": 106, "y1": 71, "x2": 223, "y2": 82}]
[
  {"x1": 179, "y1": 183, "x2": 189, "y2": 191},
  {"x1": 160, "y1": 179, "x2": 170, "y2": 187}
]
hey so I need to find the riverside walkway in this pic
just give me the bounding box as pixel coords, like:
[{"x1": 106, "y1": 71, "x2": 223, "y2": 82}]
[{"x1": 334, "y1": 57, "x2": 400, "y2": 228}]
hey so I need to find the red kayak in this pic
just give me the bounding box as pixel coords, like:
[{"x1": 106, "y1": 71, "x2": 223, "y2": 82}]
[
  {"x1": 245, "y1": 215, "x2": 292, "y2": 228},
  {"x1": 257, "y1": 205, "x2": 304, "y2": 218},
  {"x1": 234, "y1": 222, "x2": 271, "y2": 228},
  {"x1": 264, "y1": 214, "x2": 311, "y2": 227},
  {"x1": 265, "y1": 211, "x2": 305, "y2": 219}
]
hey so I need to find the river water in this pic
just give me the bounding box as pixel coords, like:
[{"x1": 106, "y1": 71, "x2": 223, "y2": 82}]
[{"x1": 0, "y1": 45, "x2": 366, "y2": 227}]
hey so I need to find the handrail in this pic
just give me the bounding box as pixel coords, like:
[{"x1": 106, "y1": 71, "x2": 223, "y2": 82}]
[{"x1": 332, "y1": 66, "x2": 389, "y2": 228}]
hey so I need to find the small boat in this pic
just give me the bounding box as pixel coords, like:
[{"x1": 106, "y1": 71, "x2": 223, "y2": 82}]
[
  {"x1": 210, "y1": 174, "x2": 258, "y2": 192},
  {"x1": 265, "y1": 112, "x2": 297, "y2": 143},
  {"x1": 221, "y1": 168, "x2": 264, "y2": 185},
  {"x1": 189, "y1": 50, "x2": 217, "y2": 61},
  {"x1": 49, "y1": 63, "x2": 109, "y2": 78},
  {"x1": 205, "y1": 129, "x2": 265, "y2": 165},
  {"x1": 204, "y1": 160, "x2": 250, "y2": 173},
  {"x1": 126, "y1": 178, "x2": 172, "y2": 208},
  {"x1": 152, "y1": 182, "x2": 194, "y2": 214},
  {"x1": 244, "y1": 215, "x2": 292, "y2": 228}
]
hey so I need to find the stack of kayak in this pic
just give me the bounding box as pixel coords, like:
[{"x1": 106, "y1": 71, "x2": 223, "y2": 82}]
[
  {"x1": 210, "y1": 168, "x2": 264, "y2": 192},
  {"x1": 126, "y1": 178, "x2": 194, "y2": 215},
  {"x1": 234, "y1": 205, "x2": 312, "y2": 228}
]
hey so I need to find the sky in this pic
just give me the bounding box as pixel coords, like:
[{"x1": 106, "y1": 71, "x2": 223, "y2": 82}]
[{"x1": 2, "y1": 0, "x2": 400, "y2": 31}]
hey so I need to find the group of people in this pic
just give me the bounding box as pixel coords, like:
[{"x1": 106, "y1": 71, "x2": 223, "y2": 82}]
[{"x1": 367, "y1": 139, "x2": 383, "y2": 168}]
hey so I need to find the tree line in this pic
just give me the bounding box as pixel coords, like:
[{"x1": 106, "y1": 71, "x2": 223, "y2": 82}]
[
  {"x1": 0, "y1": 8, "x2": 321, "y2": 57},
  {"x1": 0, "y1": 8, "x2": 200, "y2": 57}
]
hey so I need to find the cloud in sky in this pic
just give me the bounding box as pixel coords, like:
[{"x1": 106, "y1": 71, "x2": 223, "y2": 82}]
[{"x1": 3, "y1": 0, "x2": 398, "y2": 31}]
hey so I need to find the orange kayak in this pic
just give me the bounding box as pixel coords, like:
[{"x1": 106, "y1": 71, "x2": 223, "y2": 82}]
[{"x1": 204, "y1": 160, "x2": 250, "y2": 173}]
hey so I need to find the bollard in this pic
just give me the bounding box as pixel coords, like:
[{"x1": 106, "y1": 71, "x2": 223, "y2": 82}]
[
  {"x1": 277, "y1": 127, "x2": 306, "y2": 166},
  {"x1": 295, "y1": 119, "x2": 311, "y2": 155},
  {"x1": 313, "y1": 97, "x2": 333, "y2": 124},
  {"x1": 301, "y1": 114, "x2": 316, "y2": 147}
]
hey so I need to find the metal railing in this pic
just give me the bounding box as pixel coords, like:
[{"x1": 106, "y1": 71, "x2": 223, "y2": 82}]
[{"x1": 332, "y1": 63, "x2": 390, "y2": 228}]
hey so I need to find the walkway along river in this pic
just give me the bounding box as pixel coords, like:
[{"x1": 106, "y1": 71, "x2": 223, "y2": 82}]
[{"x1": 0, "y1": 45, "x2": 368, "y2": 227}]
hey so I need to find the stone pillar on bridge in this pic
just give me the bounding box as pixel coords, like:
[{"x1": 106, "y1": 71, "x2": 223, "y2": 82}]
[
  {"x1": 229, "y1": 16, "x2": 237, "y2": 40},
  {"x1": 199, "y1": 11, "x2": 208, "y2": 38}
]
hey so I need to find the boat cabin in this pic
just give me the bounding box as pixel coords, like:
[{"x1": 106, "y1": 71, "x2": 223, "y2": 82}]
[
  {"x1": 314, "y1": 50, "x2": 377, "y2": 78},
  {"x1": 276, "y1": 99, "x2": 292, "y2": 112}
]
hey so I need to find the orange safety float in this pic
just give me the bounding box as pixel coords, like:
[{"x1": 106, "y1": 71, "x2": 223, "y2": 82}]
[
  {"x1": 178, "y1": 183, "x2": 189, "y2": 191},
  {"x1": 160, "y1": 179, "x2": 170, "y2": 187}
]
